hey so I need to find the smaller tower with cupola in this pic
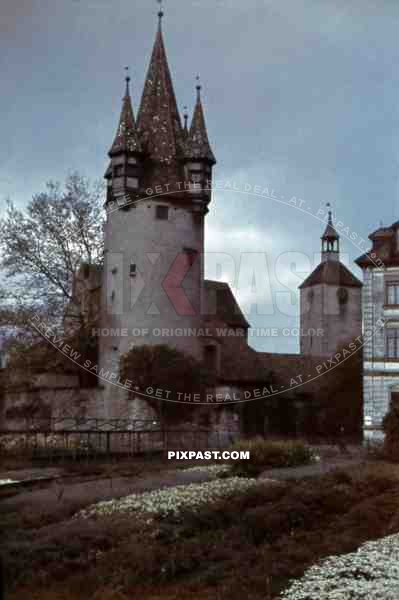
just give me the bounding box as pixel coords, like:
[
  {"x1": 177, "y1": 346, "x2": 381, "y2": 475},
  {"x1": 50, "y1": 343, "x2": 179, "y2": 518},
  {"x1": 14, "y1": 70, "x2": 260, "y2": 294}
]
[{"x1": 299, "y1": 209, "x2": 362, "y2": 355}]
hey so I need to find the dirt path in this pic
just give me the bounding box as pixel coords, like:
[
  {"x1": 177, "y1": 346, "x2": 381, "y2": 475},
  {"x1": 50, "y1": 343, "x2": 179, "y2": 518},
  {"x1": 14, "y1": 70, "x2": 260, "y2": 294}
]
[
  {"x1": 0, "y1": 468, "x2": 215, "y2": 522},
  {"x1": 1, "y1": 454, "x2": 365, "y2": 526}
]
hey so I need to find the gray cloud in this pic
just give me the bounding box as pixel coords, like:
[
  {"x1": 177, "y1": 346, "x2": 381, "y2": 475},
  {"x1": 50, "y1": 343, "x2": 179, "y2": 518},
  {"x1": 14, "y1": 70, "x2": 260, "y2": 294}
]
[{"x1": 1, "y1": 0, "x2": 397, "y2": 350}]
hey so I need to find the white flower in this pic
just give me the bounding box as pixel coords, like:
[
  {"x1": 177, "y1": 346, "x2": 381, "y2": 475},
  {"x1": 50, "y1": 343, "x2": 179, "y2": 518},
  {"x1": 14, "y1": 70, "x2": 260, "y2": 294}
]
[
  {"x1": 182, "y1": 464, "x2": 231, "y2": 477},
  {"x1": 281, "y1": 533, "x2": 399, "y2": 599},
  {"x1": 77, "y1": 477, "x2": 261, "y2": 520}
]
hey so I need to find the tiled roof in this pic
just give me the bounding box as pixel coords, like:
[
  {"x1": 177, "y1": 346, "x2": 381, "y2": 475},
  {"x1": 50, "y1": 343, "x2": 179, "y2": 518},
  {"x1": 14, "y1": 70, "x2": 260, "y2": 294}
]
[
  {"x1": 356, "y1": 252, "x2": 399, "y2": 268},
  {"x1": 137, "y1": 18, "x2": 183, "y2": 166},
  {"x1": 203, "y1": 280, "x2": 250, "y2": 329},
  {"x1": 355, "y1": 221, "x2": 399, "y2": 268},
  {"x1": 109, "y1": 78, "x2": 142, "y2": 156},
  {"x1": 184, "y1": 85, "x2": 216, "y2": 164},
  {"x1": 299, "y1": 261, "x2": 362, "y2": 289}
]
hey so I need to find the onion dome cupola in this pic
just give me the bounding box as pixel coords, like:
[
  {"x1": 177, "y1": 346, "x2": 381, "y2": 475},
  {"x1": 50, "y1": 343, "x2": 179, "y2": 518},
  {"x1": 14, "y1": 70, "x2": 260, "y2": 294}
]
[
  {"x1": 321, "y1": 207, "x2": 340, "y2": 262},
  {"x1": 183, "y1": 78, "x2": 216, "y2": 204},
  {"x1": 105, "y1": 69, "x2": 144, "y2": 202}
]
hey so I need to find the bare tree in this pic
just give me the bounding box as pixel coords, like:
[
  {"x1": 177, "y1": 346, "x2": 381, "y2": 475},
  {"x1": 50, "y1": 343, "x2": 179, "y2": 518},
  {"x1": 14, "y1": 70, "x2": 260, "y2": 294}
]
[{"x1": 0, "y1": 172, "x2": 104, "y2": 332}]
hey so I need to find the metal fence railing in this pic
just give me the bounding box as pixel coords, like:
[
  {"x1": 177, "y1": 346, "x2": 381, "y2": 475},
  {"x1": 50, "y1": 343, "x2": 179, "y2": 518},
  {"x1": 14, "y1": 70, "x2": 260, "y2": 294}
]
[
  {"x1": 0, "y1": 428, "x2": 238, "y2": 460},
  {"x1": 6, "y1": 418, "x2": 163, "y2": 432}
]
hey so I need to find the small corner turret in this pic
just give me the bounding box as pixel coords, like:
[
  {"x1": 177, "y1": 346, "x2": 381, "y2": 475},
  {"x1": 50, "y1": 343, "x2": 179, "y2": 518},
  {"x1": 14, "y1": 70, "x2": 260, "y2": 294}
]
[
  {"x1": 105, "y1": 69, "x2": 144, "y2": 206},
  {"x1": 183, "y1": 78, "x2": 216, "y2": 210}
]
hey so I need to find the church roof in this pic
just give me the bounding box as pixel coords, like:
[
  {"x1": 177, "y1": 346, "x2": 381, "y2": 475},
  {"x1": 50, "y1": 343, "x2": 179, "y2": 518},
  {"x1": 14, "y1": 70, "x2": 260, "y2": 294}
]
[
  {"x1": 184, "y1": 84, "x2": 216, "y2": 164},
  {"x1": 137, "y1": 14, "x2": 183, "y2": 165},
  {"x1": 299, "y1": 261, "x2": 362, "y2": 289},
  {"x1": 109, "y1": 76, "x2": 142, "y2": 156}
]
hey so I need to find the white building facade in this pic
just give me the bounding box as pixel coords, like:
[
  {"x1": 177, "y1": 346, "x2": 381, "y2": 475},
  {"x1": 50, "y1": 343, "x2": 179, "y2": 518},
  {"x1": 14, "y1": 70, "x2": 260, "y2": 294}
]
[{"x1": 356, "y1": 223, "x2": 399, "y2": 440}]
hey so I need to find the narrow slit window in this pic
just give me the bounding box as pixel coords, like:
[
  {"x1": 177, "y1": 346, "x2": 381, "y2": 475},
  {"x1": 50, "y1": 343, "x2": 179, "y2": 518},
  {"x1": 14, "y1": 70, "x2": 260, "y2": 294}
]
[
  {"x1": 183, "y1": 247, "x2": 198, "y2": 265},
  {"x1": 130, "y1": 263, "x2": 137, "y2": 277}
]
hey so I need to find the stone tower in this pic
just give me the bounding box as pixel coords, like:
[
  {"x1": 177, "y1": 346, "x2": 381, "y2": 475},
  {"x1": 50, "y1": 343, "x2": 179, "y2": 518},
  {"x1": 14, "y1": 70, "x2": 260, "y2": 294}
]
[
  {"x1": 299, "y1": 211, "x2": 362, "y2": 355},
  {"x1": 100, "y1": 10, "x2": 216, "y2": 382}
]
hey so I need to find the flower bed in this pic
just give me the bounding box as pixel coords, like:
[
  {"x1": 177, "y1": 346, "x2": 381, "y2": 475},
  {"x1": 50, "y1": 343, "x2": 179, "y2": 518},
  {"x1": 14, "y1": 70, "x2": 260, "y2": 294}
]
[
  {"x1": 78, "y1": 476, "x2": 260, "y2": 519},
  {"x1": 182, "y1": 464, "x2": 231, "y2": 477},
  {"x1": 281, "y1": 533, "x2": 399, "y2": 599}
]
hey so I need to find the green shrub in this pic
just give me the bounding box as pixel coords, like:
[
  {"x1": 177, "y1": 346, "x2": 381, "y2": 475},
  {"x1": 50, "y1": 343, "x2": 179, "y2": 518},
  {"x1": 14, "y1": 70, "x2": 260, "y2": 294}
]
[{"x1": 229, "y1": 437, "x2": 317, "y2": 476}]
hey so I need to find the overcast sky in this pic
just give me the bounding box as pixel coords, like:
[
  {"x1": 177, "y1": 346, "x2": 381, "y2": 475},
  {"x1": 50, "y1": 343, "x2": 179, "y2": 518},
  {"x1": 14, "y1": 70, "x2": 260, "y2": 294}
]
[{"x1": 1, "y1": 0, "x2": 399, "y2": 352}]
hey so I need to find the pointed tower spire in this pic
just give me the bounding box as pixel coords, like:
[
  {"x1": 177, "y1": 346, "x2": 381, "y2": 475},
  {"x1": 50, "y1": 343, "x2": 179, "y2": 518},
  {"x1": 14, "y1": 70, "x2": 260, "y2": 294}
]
[
  {"x1": 109, "y1": 68, "x2": 142, "y2": 156},
  {"x1": 321, "y1": 203, "x2": 340, "y2": 261},
  {"x1": 184, "y1": 77, "x2": 216, "y2": 164},
  {"x1": 137, "y1": 5, "x2": 183, "y2": 165}
]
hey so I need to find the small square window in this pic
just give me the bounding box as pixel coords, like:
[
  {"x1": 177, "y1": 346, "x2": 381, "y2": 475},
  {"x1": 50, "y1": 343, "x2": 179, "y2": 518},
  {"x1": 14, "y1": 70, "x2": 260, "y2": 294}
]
[{"x1": 156, "y1": 205, "x2": 169, "y2": 220}]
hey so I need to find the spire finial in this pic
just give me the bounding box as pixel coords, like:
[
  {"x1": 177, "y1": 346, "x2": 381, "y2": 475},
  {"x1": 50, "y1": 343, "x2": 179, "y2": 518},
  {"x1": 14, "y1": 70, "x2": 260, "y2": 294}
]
[
  {"x1": 124, "y1": 66, "x2": 131, "y2": 96},
  {"x1": 326, "y1": 202, "x2": 333, "y2": 224},
  {"x1": 196, "y1": 75, "x2": 202, "y2": 98},
  {"x1": 157, "y1": 0, "x2": 164, "y2": 24}
]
